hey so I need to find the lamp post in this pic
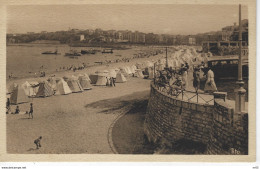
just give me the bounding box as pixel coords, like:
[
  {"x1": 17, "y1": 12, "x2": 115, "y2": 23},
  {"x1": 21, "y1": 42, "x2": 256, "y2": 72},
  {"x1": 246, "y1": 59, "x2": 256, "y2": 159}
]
[
  {"x1": 235, "y1": 4, "x2": 246, "y2": 113},
  {"x1": 165, "y1": 47, "x2": 168, "y2": 68}
]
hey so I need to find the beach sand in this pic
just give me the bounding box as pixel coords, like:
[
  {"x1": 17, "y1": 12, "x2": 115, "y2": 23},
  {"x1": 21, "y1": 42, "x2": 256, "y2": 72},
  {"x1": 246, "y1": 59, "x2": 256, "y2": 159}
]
[{"x1": 7, "y1": 76, "x2": 151, "y2": 154}]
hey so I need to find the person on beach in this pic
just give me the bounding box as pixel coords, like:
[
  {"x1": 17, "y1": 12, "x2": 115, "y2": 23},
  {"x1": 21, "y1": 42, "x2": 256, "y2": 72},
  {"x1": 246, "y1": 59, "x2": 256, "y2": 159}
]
[
  {"x1": 14, "y1": 106, "x2": 20, "y2": 114},
  {"x1": 34, "y1": 136, "x2": 42, "y2": 149},
  {"x1": 29, "y1": 103, "x2": 33, "y2": 119},
  {"x1": 110, "y1": 77, "x2": 114, "y2": 87},
  {"x1": 6, "y1": 98, "x2": 10, "y2": 114},
  {"x1": 112, "y1": 78, "x2": 116, "y2": 87},
  {"x1": 204, "y1": 67, "x2": 217, "y2": 93},
  {"x1": 193, "y1": 67, "x2": 201, "y2": 92}
]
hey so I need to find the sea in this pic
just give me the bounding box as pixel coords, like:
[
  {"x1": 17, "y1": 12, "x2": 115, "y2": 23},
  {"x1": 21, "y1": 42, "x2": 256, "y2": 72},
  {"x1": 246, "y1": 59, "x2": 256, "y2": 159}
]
[{"x1": 7, "y1": 44, "x2": 142, "y2": 79}]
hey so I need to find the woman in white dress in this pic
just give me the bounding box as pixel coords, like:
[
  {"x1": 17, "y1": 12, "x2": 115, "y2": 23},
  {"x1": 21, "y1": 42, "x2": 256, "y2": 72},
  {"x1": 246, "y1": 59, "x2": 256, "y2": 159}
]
[{"x1": 204, "y1": 67, "x2": 217, "y2": 93}]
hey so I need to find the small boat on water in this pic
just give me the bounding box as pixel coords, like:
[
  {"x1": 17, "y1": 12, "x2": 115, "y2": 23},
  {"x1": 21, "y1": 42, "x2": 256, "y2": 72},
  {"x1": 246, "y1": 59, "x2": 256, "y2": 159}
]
[
  {"x1": 81, "y1": 49, "x2": 97, "y2": 55},
  {"x1": 65, "y1": 50, "x2": 81, "y2": 57},
  {"x1": 102, "y1": 48, "x2": 113, "y2": 54},
  {"x1": 42, "y1": 50, "x2": 61, "y2": 55}
]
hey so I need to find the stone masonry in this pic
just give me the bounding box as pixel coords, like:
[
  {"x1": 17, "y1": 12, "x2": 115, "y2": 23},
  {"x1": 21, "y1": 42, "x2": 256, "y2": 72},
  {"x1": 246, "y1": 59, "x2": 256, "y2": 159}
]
[{"x1": 144, "y1": 82, "x2": 248, "y2": 154}]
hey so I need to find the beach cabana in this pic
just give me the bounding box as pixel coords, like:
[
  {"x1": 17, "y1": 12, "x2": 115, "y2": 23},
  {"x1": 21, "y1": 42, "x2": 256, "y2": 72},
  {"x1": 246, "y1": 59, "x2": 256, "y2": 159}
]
[
  {"x1": 21, "y1": 81, "x2": 37, "y2": 97},
  {"x1": 36, "y1": 81, "x2": 54, "y2": 97},
  {"x1": 135, "y1": 69, "x2": 144, "y2": 78},
  {"x1": 67, "y1": 78, "x2": 83, "y2": 93},
  {"x1": 95, "y1": 75, "x2": 108, "y2": 86},
  {"x1": 116, "y1": 72, "x2": 127, "y2": 83},
  {"x1": 78, "y1": 76, "x2": 92, "y2": 90},
  {"x1": 55, "y1": 79, "x2": 72, "y2": 95},
  {"x1": 10, "y1": 85, "x2": 30, "y2": 105},
  {"x1": 108, "y1": 69, "x2": 117, "y2": 78}
]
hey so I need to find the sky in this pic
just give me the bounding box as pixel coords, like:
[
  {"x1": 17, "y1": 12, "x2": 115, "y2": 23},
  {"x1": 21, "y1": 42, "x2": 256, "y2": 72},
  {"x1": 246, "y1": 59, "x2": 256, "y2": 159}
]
[{"x1": 7, "y1": 4, "x2": 248, "y2": 35}]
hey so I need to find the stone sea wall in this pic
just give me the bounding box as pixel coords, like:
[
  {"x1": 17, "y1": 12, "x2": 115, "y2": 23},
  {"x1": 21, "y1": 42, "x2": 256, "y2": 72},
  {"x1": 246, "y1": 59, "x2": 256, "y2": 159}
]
[{"x1": 144, "y1": 83, "x2": 248, "y2": 154}]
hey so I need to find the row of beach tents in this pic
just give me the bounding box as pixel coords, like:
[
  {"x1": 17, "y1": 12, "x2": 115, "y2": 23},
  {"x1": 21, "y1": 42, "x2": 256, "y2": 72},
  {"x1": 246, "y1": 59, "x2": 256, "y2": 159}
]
[
  {"x1": 6, "y1": 47, "x2": 206, "y2": 105},
  {"x1": 6, "y1": 63, "x2": 156, "y2": 105}
]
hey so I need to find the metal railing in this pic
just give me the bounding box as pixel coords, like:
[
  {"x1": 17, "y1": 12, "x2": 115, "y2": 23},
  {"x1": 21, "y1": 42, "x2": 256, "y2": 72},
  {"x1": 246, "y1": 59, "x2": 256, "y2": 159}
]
[{"x1": 153, "y1": 81, "x2": 214, "y2": 105}]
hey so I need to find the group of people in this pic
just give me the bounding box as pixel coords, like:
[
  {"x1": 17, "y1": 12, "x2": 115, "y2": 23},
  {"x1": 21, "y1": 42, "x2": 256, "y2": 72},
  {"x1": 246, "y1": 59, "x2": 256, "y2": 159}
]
[
  {"x1": 106, "y1": 77, "x2": 116, "y2": 87},
  {"x1": 155, "y1": 61, "x2": 217, "y2": 95},
  {"x1": 6, "y1": 99, "x2": 34, "y2": 119}
]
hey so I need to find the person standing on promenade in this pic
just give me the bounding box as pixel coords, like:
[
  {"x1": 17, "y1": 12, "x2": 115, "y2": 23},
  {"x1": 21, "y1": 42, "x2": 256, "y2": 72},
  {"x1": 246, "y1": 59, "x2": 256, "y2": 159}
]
[
  {"x1": 181, "y1": 68, "x2": 188, "y2": 89},
  {"x1": 29, "y1": 103, "x2": 33, "y2": 119},
  {"x1": 204, "y1": 67, "x2": 217, "y2": 93},
  {"x1": 193, "y1": 67, "x2": 201, "y2": 92}
]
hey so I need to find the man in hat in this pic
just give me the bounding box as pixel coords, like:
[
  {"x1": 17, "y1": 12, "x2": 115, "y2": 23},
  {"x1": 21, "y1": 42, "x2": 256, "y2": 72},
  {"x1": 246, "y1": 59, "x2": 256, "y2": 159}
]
[{"x1": 204, "y1": 66, "x2": 217, "y2": 93}]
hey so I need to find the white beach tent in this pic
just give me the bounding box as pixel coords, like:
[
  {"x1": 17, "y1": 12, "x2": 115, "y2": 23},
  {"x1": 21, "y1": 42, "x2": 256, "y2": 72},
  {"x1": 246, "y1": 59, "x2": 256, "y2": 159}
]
[
  {"x1": 135, "y1": 69, "x2": 144, "y2": 78},
  {"x1": 95, "y1": 74, "x2": 108, "y2": 86},
  {"x1": 119, "y1": 67, "x2": 128, "y2": 77},
  {"x1": 8, "y1": 83, "x2": 18, "y2": 94},
  {"x1": 55, "y1": 79, "x2": 72, "y2": 95},
  {"x1": 77, "y1": 73, "x2": 91, "y2": 82},
  {"x1": 47, "y1": 77, "x2": 57, "y2": 91},
  {"x1": 108, "y1": 69, "x2": 117, "y2": 78},
  {"x1": 67, "y1": 77, "x2": 84, "y2": 93},
  {"x1": 78, "y1": 76, "x2": 92, "y2": 90},
  {"x1": 35, "y1": 81, "x2": 54, "y2": 97},
  {"x1": 130, "y1": 65, "x2": 137, "y2": 73},
  {"x1": 125, "y1": 66, "x2": 133, "y2": 74},
  {"x1": 116, "y1": 72, "x2": 127, "y2": 83},
  {"x1": 10, "y1": 85, "x2": 30, "y2": 105},
  {"x1": 21, "y1": 81, "x2": 37, "y2": 97}
]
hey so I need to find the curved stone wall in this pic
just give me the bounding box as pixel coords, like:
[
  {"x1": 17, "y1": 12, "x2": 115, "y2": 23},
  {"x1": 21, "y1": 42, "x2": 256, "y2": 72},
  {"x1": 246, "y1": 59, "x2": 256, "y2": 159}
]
[{"x1": 144, "y1": 82, "x2": 248, "y2": 154}]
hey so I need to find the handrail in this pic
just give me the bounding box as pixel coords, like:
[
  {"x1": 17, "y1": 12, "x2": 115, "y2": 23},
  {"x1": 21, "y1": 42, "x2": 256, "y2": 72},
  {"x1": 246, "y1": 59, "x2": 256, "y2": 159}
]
[{"x1": 153, "y1": 82, "x2": 214, "y2": 105}]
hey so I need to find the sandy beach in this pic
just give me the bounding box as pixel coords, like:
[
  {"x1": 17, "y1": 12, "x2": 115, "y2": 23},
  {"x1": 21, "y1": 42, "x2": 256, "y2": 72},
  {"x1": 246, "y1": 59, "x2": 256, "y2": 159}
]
[{"x1": 6, "y1": 51, "x2": 162, "y2": 154}]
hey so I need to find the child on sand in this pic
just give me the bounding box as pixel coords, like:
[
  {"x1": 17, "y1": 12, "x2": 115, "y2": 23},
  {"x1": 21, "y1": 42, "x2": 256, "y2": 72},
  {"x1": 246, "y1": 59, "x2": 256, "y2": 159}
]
[{"x1": 34, "y1": 136, "x2": 42, "y2": 149}]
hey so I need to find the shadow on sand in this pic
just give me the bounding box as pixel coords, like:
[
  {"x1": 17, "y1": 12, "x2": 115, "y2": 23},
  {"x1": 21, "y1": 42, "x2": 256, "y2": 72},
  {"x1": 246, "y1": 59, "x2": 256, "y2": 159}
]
[{"x1": 84, "y1": 91, "x2": 150, "y2": 114}]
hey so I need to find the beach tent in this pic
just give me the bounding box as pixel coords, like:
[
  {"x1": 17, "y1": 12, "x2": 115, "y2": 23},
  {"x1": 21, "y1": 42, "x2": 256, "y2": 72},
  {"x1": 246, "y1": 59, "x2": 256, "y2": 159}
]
[
  {"x1": 55, "y1": 79, "x2": 72, "y2": 95},
  {"x1": 77, "y1": 73, "x2": 91, "y2": 82},
  {"x1": 130, "y1": 65, "x2": 137, "y2": 73},
  {"x1": 63, "y1": 76, "x2": 70, "y2": 82},
  {"x1": 144, "y1": 61, "x2": 154, "y2": 68},
  {"x1": 114, "y1": 68, "x2": 120, "y2": 73},
  {"x1": 125, "y1": 66, "x2": 133, "y2": 74},
  {"x1": 119, "y1": 67, "x2": 128, "y2": 77},
  {"x1": 78, "y1": 76, "x2": 92, "y2": 90},
  {"x1": 95, "y1": 75, "x2": 108, "y2": 86},
  {"x1": 108, "y1": 69, "x2": 117, "y2": 78},
  {"x1": 95, "y1": 70, "x2": 109, "y2": 77},
  {"x1": 10, "y1": 85, "x2": 30, "y2": 104},
  {"x1": 67, "y1": 78, "x2": 83, "y2": 93},
  {"x1": 89, "y1": 74, "x2": 99, "y2": 84},
  {"x1": 8, "y1": 83, "x2": 18, "y2": 93},
  {"x1": 47, "y1": 77, "x2": 57, "y2": 91},
  {"x1": 135, "y1": 69, "x2": 144, "y2": 78},
  {"x1": 116, "y1": 72, "x2": 127, "y2": 83},
  {"x1": 21, "y1": 81, "x2": 37, "y2": 97},
  {"x1": 36, "y1": 81, "x2": 54, "y2": 97}
]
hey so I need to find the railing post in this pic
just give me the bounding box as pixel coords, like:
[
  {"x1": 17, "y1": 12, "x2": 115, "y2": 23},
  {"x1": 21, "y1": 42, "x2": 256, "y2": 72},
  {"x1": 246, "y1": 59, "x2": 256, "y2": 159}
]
[{"x1": 197, "y1": 91, "x2": 199, "y2": 103}]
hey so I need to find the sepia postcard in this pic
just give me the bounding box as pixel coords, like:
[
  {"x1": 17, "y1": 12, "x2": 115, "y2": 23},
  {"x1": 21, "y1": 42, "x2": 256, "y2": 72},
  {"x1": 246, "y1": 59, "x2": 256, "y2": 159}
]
[{"x1": 0, "y1": 0, "x2": 256, "y2": 162}]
